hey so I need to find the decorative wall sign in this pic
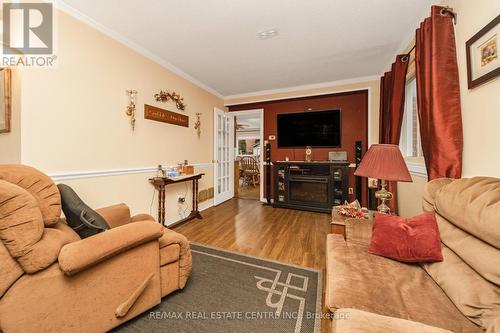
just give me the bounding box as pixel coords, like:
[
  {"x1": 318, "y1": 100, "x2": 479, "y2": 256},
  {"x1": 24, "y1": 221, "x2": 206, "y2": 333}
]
[
  {"x1": 154, "y1": 90, "x2": 186, "y2": 111},
  {"x1": 466, "y1": 14, "x2": 500, "y2": 89},
  {"x1": 144, "y1": 104, "x2": 189, "y2": 127}
]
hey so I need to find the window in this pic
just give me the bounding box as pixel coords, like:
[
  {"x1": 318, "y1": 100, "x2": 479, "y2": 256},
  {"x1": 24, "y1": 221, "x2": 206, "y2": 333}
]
[
  {"x1": 400, "y1": 77, "x2": 426, "y2": 176},
  {"x1": 237, "y1": 138, "x2": 260, "y2": 156}
]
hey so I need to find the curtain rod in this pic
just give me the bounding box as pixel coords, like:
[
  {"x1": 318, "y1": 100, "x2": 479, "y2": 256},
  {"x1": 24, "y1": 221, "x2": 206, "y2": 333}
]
[
  {"x1": 441, "y1": 6, "x2": 457, "y2": 25},
  {"x1": 402, "y1": 6, "x2": 457, "y2": 62}
]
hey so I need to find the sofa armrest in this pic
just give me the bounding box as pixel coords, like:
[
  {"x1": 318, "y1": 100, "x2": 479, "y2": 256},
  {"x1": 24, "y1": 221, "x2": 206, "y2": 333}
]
[
  {"x1": 332, "y1": 308, "x2": 453, "y2": 333},
  {"x1": 344, "y1": 218, "x2": 373, "y2": 246},
  {"x1": 96, "y1": 203, "x2": 131, "y2": 228},
  {"x1": 58, "y1": 221, "x2": 164, "y2": 276}
]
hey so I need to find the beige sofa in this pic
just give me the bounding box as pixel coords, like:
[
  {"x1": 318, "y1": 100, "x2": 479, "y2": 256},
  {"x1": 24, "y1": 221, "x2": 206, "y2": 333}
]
[
  {"x1": 326, "y1": 177, "x2": 500, "y2": 332},
  {"x1": 0, "y1": 165, "x2": 192, "y2": 333}
]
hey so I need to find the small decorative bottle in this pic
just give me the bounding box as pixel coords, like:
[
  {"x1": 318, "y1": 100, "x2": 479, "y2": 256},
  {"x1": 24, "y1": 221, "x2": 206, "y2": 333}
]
[
  {"x1": 157, "y1": 165, "x2": 163, "y2": 178},
  {"x1": 305, "y1": 146, "x2": 313, "y2": 162}
]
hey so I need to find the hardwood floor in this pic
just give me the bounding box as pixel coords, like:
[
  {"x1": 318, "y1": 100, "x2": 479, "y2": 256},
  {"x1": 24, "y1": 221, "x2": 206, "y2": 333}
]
[
  {"x1": 173, "y1": 197, "x2": 330, "y2": 270},
  {"x1": 173, "y1": 198, "x2": 331, "y2": 332},
  {"x1": 237, "y1": 184, "x2": 260, "y2": 200}
]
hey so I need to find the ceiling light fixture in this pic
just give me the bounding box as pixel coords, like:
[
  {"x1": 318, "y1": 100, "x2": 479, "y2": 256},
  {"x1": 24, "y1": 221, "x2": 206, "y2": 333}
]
[{"x1": 257, "y1": 28, "x2": 279, "y2": 40}]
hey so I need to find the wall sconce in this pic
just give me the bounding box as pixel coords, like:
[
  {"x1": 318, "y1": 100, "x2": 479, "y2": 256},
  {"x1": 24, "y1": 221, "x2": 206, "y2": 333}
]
[
  {"x1": 194, "y1": 112, "x2": 202, "y2": 137},
  {"x1": 125, "y1": 89, "x2": 138, "y2": 130}
]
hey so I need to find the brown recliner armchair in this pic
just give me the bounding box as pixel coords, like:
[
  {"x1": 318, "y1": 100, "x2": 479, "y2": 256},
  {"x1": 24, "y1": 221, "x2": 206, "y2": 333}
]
[{"x1": 0, "y1": 165, "x2": 192, "y2": 333}]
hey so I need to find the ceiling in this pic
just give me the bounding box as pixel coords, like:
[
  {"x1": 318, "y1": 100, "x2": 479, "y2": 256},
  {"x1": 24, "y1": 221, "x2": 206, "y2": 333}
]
[
  {"x1": 60, "y1": 0, "x2": 437, "y2": 97},
  {"x1": 235, "y1": 113, "x2": 260, "y2": 131}
]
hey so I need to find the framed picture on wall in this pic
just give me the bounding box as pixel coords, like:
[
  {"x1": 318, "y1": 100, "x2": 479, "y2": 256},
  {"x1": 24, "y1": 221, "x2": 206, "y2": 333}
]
[
  {"x1": 0, "y1": 68, "x2": 12, "y2": 133},
  {"x1": 466, "y1": 14, "x2": 500, "y2": 89}
]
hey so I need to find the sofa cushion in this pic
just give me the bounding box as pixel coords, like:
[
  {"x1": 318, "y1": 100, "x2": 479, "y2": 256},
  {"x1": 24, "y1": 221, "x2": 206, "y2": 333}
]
[
  {"x1": 421, "y1": 177, "x2": 500, "y2": 331},
  {"x1": 0, "y1": 180, "x2": 76, "y2": 274},
  {"x1": 434, "y1": 214, "x2": 500, "y2": 286},
  {"x1": 433, "y1": 177, "x2": 500, "y2": 249},
  {"x1": 0, "y1": 241, "x2": 23, "y2": 297},
  {"x1": 331, "y1": 308, "x2": 453, "y2": 333},
  {"x1": 51, "y1": 220, "x2": 81, "y2": 243},
  {"x1": 0, "y1": 164, "x2": 61, "y2": 226},
  {"x1": 369, "y1": 212, "x2": 443, "y2": 263},
  {"x1": 487, "y1": 317, "x2": 500, "y2": 333},
  {"x1": 0, "y1": 180, "x2": 44, "y2": 260},
  {"x1": 326, "y1": 234, "x2": 481, "y2": 332},
  {"x1": 422, "y1": 245, "x2": 500, "y2": 330},
  {"x1": 422, "y1": 178, "x2": 454, "y2": 212}
]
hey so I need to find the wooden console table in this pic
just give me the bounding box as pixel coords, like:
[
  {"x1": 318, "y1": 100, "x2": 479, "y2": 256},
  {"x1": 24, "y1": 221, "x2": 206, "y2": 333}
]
[{"x1": 149, "y1": 173, "x2": 204, "y2": 227}]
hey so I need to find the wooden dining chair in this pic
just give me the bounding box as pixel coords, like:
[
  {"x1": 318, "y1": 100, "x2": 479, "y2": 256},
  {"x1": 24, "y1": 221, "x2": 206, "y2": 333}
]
[{"x1": 240, "y1": 156, "x2": 260, "y2": 187}]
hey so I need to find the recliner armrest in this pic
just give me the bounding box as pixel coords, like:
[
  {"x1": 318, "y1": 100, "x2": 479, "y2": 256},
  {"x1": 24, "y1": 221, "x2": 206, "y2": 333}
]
[
  {"x1": 95, "y1": 203, "x2": 132, "y2": 228},
  {"x1": 344, "y1": 218, "x2": 373, "y2": 246},
  {"x1": 131, "y1": 213, "x2": 155, "y2": 222},
  {"x1": 58, "y1": 221, "x2": 164, "y2": 276}
]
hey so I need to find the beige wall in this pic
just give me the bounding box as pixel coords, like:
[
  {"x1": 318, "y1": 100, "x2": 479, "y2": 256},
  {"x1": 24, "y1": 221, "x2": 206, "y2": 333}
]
[
  {"x1": 398, "y1": 175, "x2": 427, "y2": 217},
  {"x1": 398, "y1": 0, "x2": 500, "y2": 217},
  {"x1": 0, "y1": 70, "x2": 22, "y2": 164},
  {"x1": 225, "y1": 79, "x2": 381, "y2": 146},
  {"x1": 441, "y1": 0, "x2": 500, "y2": 178},
  {"x1": 17, "y1": 10, "x2": 225, "y2": 223}
]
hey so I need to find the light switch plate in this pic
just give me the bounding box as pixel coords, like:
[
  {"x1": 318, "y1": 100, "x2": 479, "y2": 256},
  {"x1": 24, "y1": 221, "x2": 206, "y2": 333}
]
[{"x1": 368, "y1": 178, "x2": 379, "y2": 189}]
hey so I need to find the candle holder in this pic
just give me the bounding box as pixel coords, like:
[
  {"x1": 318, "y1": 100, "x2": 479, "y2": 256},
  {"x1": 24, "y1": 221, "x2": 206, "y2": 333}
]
[
  {"x1": 194, "y1": 112, "x2": 202, "y2": 137},
  {"x1": 125, "y1": 89, "x2": 138, "y2": 130}
]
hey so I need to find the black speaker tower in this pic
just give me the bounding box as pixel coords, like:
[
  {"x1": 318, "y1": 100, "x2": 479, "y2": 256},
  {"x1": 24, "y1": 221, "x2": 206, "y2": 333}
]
[
  {"x1": 355, "y1": 141, "x2": 362, "y2": 203},
  {"x1": 264, "y1": 143, "x2": 272, "y2": 204},
  {"x1": 265, "y1": 143, "x2": 272, "y2": 204}
]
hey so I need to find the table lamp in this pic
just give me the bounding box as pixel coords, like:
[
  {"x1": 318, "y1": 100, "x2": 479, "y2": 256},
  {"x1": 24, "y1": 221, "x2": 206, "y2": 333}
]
[{"x1": 354, "y1": 144, "x2": 412, "y2": 214}]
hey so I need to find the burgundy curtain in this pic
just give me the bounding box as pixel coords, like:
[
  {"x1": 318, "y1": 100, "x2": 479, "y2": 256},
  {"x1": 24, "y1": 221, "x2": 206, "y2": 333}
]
[
  {"x1": 415, "y1": 6, "x2": 463, "y2": 180},
  {"x1": 379, "y1": 55, "x2": 409, "y2": 213}
]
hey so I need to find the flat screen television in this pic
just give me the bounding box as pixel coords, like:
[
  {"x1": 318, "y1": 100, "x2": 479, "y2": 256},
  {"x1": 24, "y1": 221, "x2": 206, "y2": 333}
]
[{"x1": 277, "y1": 110, "x2": 341, "y2": 148}]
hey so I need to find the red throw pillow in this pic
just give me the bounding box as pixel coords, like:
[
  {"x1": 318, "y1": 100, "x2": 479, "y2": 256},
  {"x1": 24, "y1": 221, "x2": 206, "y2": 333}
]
[{"x1": 369, "y1": 212, "x2": 443, "y2": 263}]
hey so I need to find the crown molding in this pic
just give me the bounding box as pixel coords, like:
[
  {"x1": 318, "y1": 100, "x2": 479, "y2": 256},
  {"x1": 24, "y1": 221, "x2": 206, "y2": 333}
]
[
  {"x1": 224, "y1": 75, "x2": 379, "y2": 103},
  {"x1": 54, "y1": 0, "x2": 224, "y2": 99}
]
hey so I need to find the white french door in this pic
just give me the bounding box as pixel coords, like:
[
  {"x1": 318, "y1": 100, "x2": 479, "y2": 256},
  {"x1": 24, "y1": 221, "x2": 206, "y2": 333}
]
[{"x1": 213, "y1": 107, "x2": 234, "y2": 205}]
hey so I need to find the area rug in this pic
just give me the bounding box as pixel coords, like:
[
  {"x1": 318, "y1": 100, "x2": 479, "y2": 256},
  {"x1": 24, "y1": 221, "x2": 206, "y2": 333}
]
[{"x1": 114, "y1": 242, "x2": 322, "y2": 332}]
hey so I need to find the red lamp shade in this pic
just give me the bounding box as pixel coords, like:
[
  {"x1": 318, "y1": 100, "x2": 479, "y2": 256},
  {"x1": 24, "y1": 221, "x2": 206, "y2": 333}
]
[{"x1": 354, "y1": 144, "x2": 412, "y2": 182}]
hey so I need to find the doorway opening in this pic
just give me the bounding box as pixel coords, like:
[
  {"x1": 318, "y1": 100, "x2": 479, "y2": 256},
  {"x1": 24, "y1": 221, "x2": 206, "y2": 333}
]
[{"x1": 232, "y1": 109, "x2": 264, "y2": 201}]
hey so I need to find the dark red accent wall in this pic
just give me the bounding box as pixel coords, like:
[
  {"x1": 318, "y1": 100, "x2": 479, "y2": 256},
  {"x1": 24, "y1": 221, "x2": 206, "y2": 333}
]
[{"x1": 229, "y1": 90, "x2": 369, "y2": 205}]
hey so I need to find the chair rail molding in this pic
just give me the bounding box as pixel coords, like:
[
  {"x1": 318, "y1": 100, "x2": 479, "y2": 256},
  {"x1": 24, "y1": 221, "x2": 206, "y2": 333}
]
[{"x1": 49, "y1": 163, "x2": 213, "y2": 181}]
